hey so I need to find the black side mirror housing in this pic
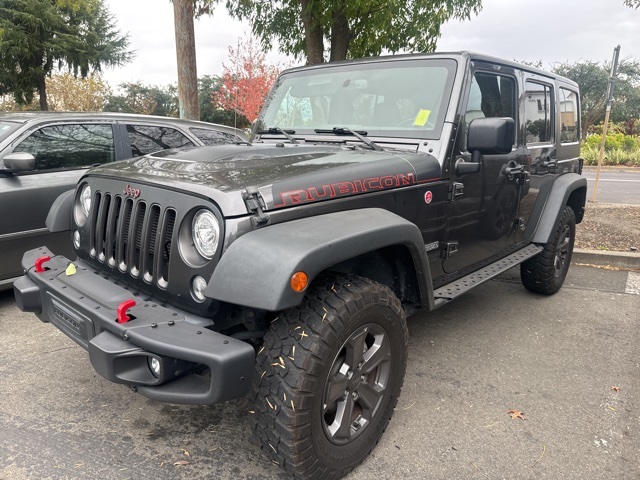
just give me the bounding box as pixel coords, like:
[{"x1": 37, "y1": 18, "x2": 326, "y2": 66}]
[
  {"x1": 467, "y1": 117, "x2": 515, "y2": 162},
  {"x1": 2, "y1": 152, "x2": 36, "y2": 172}
]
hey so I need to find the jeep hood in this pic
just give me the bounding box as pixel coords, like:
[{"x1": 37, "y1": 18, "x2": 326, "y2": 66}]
[{"x1": 88, "y1": 143, "x2": 442, "y2": 217}]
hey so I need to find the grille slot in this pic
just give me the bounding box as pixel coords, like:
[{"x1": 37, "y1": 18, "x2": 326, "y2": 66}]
[{"x1": 90, "y1": 192, "x2": 175, "y2": 286}]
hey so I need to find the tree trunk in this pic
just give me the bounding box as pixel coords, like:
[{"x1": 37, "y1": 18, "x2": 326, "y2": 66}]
[
  {"x1": 38, "y1": 73, "x2": 48, "y2": 111},
  {"x1": 329, "y1": 1, "x2": 350, "y2": 62},
  {"x1": 300, "y1": 0, "x2": 324, "y2": 65},
  {"x1": 173, "y1": 0, "x2": 200, "y2": 120}
]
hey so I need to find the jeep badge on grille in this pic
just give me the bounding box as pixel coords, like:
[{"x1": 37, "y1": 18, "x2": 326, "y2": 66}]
[{"x1": 123, "y1": 184, "x2": 141, "y2": 198}]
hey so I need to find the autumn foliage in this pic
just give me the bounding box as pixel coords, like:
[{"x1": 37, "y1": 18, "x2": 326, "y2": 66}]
[{"x1": 211, "y1": 37, "x2": 279, "y2": 123}]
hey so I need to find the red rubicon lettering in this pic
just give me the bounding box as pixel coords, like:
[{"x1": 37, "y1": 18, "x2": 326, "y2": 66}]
[{"x1": 274, "y1": 172, "x2": 416, "y2": 208}]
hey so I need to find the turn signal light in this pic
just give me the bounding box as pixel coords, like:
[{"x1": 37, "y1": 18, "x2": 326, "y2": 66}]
[{"x1": 290, "y1": 271, "x2": 308, "y2": 292}]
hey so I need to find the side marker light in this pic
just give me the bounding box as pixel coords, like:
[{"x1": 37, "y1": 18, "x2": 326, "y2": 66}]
[{"x1": 290, "y1": 271, "x2": 309, "y2": 293}]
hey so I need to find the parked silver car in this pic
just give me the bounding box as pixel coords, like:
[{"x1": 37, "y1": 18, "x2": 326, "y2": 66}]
[{"x1": 0, "y1": 112, "x2": 248, "y2": 290}]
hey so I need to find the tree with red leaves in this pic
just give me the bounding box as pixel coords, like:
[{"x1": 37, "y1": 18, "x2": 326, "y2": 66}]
[{"x1": 211, "y1": 37, "x2": 280, "y2": 124}]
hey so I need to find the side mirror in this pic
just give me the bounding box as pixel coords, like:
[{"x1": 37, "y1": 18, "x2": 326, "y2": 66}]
[
  {"x1": 467, "y1": 117, "x2": 515, "y2": 162},
  {"x1": 2, "y1": 152, "x2": 36, "y2": 172}
]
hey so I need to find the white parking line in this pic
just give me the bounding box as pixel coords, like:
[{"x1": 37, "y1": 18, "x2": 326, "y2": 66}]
[{"x1": 625, "y1": 272, "x2": 640, "y2": 295}]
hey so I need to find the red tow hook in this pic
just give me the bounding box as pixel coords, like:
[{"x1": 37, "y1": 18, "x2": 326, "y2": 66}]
[
  {"x1": 34, "y1": 256, "x2": 51, "y2": 272},
  {"x1": 116, "y1": 299, "x2": 136, "y2": 324}
]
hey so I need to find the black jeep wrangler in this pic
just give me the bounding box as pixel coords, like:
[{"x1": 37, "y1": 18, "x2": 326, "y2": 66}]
[{"x1": 14, "y1": 52, "x2": 586, "y2": 479}]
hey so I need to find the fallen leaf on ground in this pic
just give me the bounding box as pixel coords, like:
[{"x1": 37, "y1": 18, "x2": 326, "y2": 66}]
[
  {"x1": 173, "y1": 460, "x2": 191, "y2": 466},
  {"x1": 611, "y1": 386, "x2": 621, "y2": 392},
  {"x1": 508, "y1": 409, "x2": 526, "y2": 420},
  {"x1": 181, "y1": 449, "x2": 190, "y2": 457}
]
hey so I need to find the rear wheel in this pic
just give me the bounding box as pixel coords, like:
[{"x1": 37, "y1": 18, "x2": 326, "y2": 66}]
[
  {"x1": 250, "y1": 274, "x2": 408, "y2": 479},
  {"x1": 521, "y1": 206, "x2": 576, "y2": 294}
]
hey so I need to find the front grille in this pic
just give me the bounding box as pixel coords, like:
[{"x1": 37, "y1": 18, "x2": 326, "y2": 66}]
[{"x1": 89, "y1": 192, "x2": 176, "y2": 287}]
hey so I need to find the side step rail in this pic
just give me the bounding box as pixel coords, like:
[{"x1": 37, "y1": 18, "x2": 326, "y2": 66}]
[{"x1": 433, "y1": 244, "x2": 543, "y2": 308}]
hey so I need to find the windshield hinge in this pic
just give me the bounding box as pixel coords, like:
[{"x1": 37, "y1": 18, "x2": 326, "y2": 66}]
[{"x1": 242, "y1": 187, "x2": 270, "y2": 227}]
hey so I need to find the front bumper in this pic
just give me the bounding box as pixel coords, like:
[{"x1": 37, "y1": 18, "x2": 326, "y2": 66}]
[{"x1": 14, "y1": 247, "x2": 255, "y2": 405}]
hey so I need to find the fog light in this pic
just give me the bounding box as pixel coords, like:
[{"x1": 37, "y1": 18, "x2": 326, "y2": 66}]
[
  {"x1": 192, "y1": 276, "x2": 207, "y2": 302},
  {"x1": 73, "y1": 230, "x2": 80, "y2": 249},
  {"x1": 148, "y1": 357, "x2": 161, "y2": 378}
]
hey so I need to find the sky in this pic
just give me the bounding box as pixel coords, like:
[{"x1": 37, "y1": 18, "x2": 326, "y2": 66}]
[{"x1": 102, "y1": 0, "x2": 640, "y2": 89}]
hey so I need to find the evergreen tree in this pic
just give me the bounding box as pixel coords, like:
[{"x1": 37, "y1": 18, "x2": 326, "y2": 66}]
[{"x1": 0, "y1": 0, "x2": 132, "y2": 110}]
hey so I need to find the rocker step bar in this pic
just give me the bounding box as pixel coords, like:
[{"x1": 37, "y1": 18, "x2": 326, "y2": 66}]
[{"x1": 433, "y1": 244, "x2": 543, "y2": 307}]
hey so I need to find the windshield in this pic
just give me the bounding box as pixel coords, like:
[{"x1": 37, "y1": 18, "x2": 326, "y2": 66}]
[
  {"x1": 257, "y1": 58, "x2": 457, "y2": 139},
  {"x1": 0, "y1": 121, "x2": 20, "y2": 144}
]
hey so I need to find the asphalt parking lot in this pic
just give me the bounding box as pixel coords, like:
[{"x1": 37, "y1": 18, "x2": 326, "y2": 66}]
[{"x1": 1, "y1": 264, "x2": 639, "y2": 480}]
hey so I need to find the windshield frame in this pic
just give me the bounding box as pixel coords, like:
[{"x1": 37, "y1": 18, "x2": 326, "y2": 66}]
[
  {"x1": 0, "y1": 120, "x2": 21, "y2": 145},
  {"x1": 256, "y1": 58, "x2": 458, "y2": 141}
]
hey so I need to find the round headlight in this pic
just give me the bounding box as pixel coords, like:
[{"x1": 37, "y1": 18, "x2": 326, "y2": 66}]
[
  {"x1": 80, "y1": 184, "x2": 92, "y2": 217},
  {"x1": 192, "y1": 210, "x2": 219, "y2": 259}
]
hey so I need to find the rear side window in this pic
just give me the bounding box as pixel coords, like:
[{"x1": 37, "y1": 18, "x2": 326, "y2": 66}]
[
  {"x1": 559, "y1": 88, "x2": 579, "y2": 143},
  {"x1": 525, "y1": 81, "x2": 554, "y2": 144},
  {"x1": 14, "y1": 124, "x2": 115, "y2": 170},
  {"x1": 190, "y1": 127, "x2": 241, "y2": 145},
  {"x1": 126, "y1": 124, "x2": 195, "y2": 156}
]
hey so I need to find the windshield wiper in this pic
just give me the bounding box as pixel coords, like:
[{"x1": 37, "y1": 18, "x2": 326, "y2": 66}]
[
  {"x1": 314, "y1": 127, "x2": 383, "y2": 151},
  {"x1": 257, "y1": 127, "x2": 299, "y2": 144}
]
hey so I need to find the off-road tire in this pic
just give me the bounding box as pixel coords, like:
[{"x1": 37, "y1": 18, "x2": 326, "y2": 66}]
[
  {"x1": 249, "y1": 274, "x2": 408, "y2": 479},
  {"x1": 521, "y1": 206, "x2": 576, "y2": 295}
]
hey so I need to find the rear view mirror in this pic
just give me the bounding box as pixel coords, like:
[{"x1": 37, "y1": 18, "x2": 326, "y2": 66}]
[
  {"x1": 3, "y1": 152, "x2": 36, "y2": 172},
  {"x1": 467, "y1": 117, "x2": 515, "y2": 162}
]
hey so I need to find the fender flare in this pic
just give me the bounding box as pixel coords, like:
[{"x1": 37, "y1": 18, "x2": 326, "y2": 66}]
[
  {"x1": 206, "y1": 208, "x2": 433, "y2": 312},
  {"x1": 45, "y1": 189, "x2": 75, "y2": 233},
  {"x1": 528, "y1": 173, "x2": 587, "y2": 244}
]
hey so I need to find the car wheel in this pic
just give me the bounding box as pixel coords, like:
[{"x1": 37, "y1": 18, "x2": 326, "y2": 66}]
[
  {"x1": 521, "y1": 206, "x2": 576, "y2": 295},
  {"x1": 250, "y1": 274, "x2": 408, "y2": 479}
]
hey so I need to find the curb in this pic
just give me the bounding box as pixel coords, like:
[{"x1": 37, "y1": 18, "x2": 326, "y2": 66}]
[{"x1": 572, "y1": 248, "x2": 640, "y2": 269}]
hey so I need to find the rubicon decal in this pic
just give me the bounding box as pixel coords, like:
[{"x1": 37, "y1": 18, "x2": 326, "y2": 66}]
[
  {"x1": 274, "y1": 173, "x2": 418, "y2": 207},
  {"x1": 123, "y1": 184, "x2": 141, "y2": 198}
]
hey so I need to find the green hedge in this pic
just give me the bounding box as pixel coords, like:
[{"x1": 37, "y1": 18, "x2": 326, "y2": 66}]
[{"x1": 581, "y1": 133, "x2": 640, "y2": 166}]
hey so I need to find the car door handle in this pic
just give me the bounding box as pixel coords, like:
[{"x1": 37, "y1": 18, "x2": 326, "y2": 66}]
[{"x1": 504, "y1": 164, "x2": 525, "y2": 176}]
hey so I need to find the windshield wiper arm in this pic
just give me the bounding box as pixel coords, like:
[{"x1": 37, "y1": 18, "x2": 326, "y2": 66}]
[
  {"x1": 314, "y1": 127, "x2": 383, "y2": 151},
  {"x1": 257, "y1": 127, "x2": 299, "y2": 144}
]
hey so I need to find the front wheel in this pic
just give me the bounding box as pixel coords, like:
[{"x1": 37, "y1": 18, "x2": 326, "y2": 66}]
[
  {"x1": 250, "y1": 274, "x2": 408, "y2": 479},
  {"x1": 521, "y1": 206, "x2": 576, "y2": 294}
]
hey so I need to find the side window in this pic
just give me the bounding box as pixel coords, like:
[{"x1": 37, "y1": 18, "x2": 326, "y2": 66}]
[
  {"x1": 14, "y1": 124, "x2": 115, "y2": 171},
  {"x1": 559, "y1": 88, "x2": 579, "y2": 143},
  {"x1": 126, "y1": 125, "x2": 195, "y2": 157},
  {"x1": 190, "y1": 128, "x2": 241, "y2": 146},
  {"x1": 525, "y1": 81, "x2": 554, "y2": 144},
  {"x1": 465, "y1": 72, "x2": 517, "y2": 145}
]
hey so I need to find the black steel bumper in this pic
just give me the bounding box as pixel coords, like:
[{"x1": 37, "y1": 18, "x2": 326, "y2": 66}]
[{"x1": 14, "y1": 247, "x2": 255, "y2": 405}]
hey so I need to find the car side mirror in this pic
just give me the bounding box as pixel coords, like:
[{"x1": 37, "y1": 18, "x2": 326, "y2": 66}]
[
  {"x1": 2, "y1": 152, "x2": 36, "y2": 172},
  {"x1": 467, "y1": 117, "x2": 515, "y2": 163}
]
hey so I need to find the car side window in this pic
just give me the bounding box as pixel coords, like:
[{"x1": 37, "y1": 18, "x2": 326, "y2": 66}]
[
  {"x1": 464, "y1": 72, "x2": 517, "y2": 148},
  {"x1": 525, "y1": 81, "x2": 555, "y2": 144},
  {"x1": 126, "y1": 125, "x2": 195, "y2": 157},
  {"x1": 559, "y1": 88, "x2": 579, "y2": 143},
  {"x1": 190, "y1": 127, "x2": 241, "y2": 145},
  {"x1": 13, "y1": 124, "x2": 115, "y2": 171}
]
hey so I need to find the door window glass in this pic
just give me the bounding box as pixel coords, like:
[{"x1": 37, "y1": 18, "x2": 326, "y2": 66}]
[
  {"x1": 525, "y1": 81, "x2": 554, "y2": 144},
  {"x1": 465, "y1": 72, "x2": 516, "y2": 147},
  {"x1": 190, "y1": 127, "x2": 241, "y2": 145},
  {"x1": 126, "y1": 125, "x2": 194, "y2": 156},
  {"x1": 559, "y1": 88, "x2": 579, "y2": 143},
  {"x1": 14, "y1": 124, "x2": 115, "y2": 170}
]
